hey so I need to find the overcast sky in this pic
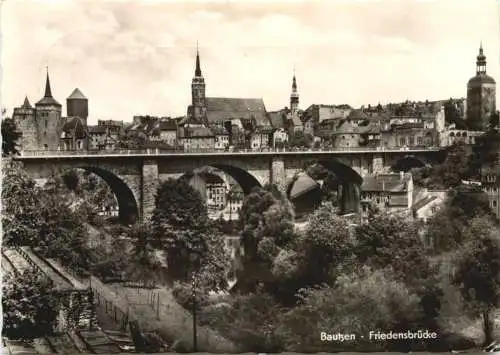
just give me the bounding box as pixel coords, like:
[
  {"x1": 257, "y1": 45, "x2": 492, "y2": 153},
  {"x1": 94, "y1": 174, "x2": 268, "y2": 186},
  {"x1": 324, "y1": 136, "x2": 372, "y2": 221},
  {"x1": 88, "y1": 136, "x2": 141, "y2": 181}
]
[{"x1": 1, "y1": 0, "x2": 499, "y2": 125}]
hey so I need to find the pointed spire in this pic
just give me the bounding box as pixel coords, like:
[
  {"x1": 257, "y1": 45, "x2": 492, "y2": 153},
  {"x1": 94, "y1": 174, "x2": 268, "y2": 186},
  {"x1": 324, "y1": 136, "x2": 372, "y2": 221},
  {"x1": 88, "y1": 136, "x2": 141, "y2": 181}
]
[
  {"x1": 22, "y1": 96, "x2": 32, "y2": 109},
  {"x1": 44, "y1": 66, "x2": 53, "y2": 98},
  {"x1": 195, "y1": 42, "x2": 202, "y2": 77},
  {"x1": 480, "y1": 41, "x2": 483, "y2": 54}
]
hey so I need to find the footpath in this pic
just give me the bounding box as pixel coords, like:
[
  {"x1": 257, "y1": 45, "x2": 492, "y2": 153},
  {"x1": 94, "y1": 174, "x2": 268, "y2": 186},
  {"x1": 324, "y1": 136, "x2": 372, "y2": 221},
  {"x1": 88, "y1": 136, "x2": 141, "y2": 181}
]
[{"x1": 91, "y1": 278, "x2": 240, "y2": 353}]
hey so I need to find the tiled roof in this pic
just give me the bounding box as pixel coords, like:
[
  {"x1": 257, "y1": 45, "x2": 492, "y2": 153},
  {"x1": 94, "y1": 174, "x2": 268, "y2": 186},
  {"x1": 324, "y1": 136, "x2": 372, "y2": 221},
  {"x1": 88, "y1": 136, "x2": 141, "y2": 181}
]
[
  {"x1": 205, "y1": 97, "x2": 269, "y2": 126},
  {"x1": 347, "y1": 109, "x2": 369, "y2": 120},
  {"x1": 36, "y1": 96, "x2": 61, "y2": 106},
  {"x1": 361, "y1": 173, "x2": 411, "y2": 192},
  {"x1": 158, "y1": 121, "x2": 177, "y2": 130},
  {"x1": 179, "y1": 125, "x2": 214, "y2": 138},
  {"x1": 412, "y1": 195, "x2": 438, "y2": 211},
  {"x1": 289, "y1": 173, "x2": 319, "y2": 199},
  {"x1": 268, "y1": 111, "x2": 286, "y2": 129},
  {"x1": 388, "y1": 194, "x2": 409, "y2": 207},
  {"x1": 61, "y1": 116, "x2": 87, "y2": 138},
  {"x1": 201, "y1": 173, "x2": 225, "y2": 185},
  {"x1": 210, "y1": 125, "x2": 229, "y2": 135},
  {"x1": 67, "y1": 88, "x2": 87, "y2": 100},
  {"x1": 88, "y1": 126, "x2": 107, "y2": 134}
]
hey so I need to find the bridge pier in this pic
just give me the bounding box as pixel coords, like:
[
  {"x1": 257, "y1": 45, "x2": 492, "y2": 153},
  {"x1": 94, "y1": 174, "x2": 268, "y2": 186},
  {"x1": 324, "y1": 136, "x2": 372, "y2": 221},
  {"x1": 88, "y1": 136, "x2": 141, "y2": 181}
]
[
  {"x1": 270, "y1": 156, "x2": 287, "y2": 193},
  {"x1": 372, "y1": 153, "x2": 385, "y2": 175},
  {"x1": 141, "y1": 160, "x2": 159, "y2": 222},
  {"x1": 340, "y1": 182, "x2": 361, "y2": 214}
]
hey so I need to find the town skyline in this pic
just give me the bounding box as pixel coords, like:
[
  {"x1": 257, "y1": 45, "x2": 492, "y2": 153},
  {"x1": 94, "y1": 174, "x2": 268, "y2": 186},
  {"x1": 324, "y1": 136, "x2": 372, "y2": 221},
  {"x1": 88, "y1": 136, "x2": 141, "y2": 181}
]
[{"x1": 2, "y1": 0, "x2": 500, "y2": 124}]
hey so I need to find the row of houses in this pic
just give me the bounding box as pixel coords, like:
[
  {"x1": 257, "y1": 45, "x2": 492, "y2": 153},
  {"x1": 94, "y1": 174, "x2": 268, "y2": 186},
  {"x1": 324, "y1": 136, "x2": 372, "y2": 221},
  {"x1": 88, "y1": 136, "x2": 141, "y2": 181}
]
[{"x1": 78, "y1": 99, "x2": 482, "y2": 152}]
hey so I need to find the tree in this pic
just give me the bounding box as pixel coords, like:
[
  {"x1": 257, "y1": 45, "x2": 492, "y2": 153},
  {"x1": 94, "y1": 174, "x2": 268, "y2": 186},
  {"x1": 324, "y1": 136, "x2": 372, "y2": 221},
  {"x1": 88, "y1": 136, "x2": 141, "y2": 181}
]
[
  {"x1": 277, "y1": 267, "x2": 423, "y2": 352},
  {"x1": 293, "y1": 204, "x2": 354, "y2": 286},
  {"x1": 426, "y1": 188, "x2": 497, "y2": 253},
  {"x1": 2, "y1": 163, "x2": 43, "y2": 246},
  {"x1": 199, "y1": 289, "x2": 284, "y2": 352},
  {"x1": 354, "y1": 213, "x2": 431, "y2": 287},
  {"x1": 36, "y1": 190, "x2": 92, "y2": 275},
  {"x1": 238, "y1": 185, "x2": 297, "y2": 293},
  {"x1": 62, "y1": 169, "x2": 80, "y2": 192},
  {"x1": 150, "y1": 178, "x2": 229, "y2": 288},
  {"x1": 2, "y1": 117, "x2": 21, "y2": 156},
  {"x1": 2, "y1": 270, "x2": 58, "y2": 339},
  {"x1": 453, "y1": 228, "x2": 500, "y2": 345},
  {"x1": 488, "y1": 111, "x2": 499, "y2": 131}
]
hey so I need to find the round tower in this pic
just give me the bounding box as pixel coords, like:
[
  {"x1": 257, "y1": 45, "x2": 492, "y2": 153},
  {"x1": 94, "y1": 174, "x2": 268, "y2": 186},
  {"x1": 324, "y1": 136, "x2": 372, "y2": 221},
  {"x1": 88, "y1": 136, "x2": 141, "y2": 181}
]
[
  {"x1": 67, "y1": 88, "x2": 88, "y2": 125},
  {"x1": 466, "y1": 43, "x2": 496, "y2": 131},
  {"x1": 12, "y1": 97, "x2": 37, "y2": 151},
  {"x1": 34, "y1": 69, "x2": 62, "y2": 150}
]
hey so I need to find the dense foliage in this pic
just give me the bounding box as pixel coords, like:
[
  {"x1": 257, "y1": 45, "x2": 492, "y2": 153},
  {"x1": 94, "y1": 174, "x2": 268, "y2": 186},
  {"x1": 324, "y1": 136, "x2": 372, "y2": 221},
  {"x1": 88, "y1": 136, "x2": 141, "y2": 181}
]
[
  {"x1": 150, "y1": 178, "x2": 230, "y2": 290},
  {"x1": 2, "y1": 117, "x2": 21, "y2": 156},
  {"x1": 2, "y1": 270, "x2": 58, "y2": 339}
]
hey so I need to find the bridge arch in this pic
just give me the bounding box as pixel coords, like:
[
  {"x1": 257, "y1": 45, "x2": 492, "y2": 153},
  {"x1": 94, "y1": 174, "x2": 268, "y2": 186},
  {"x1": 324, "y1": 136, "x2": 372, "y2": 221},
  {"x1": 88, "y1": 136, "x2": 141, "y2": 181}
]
[
  {"x1": 66, "y1": 166, "x2": 139, "y2": 225},
  {"x1": 287, "y1": 159, "x2": 363, "y2": 215}
]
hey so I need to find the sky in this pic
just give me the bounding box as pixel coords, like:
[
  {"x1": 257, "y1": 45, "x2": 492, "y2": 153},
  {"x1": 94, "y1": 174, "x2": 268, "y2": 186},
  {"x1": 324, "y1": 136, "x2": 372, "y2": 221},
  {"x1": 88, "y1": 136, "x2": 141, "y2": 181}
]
[{"x1": 1, "y1": 0, "x2": 499, "y2": 125}]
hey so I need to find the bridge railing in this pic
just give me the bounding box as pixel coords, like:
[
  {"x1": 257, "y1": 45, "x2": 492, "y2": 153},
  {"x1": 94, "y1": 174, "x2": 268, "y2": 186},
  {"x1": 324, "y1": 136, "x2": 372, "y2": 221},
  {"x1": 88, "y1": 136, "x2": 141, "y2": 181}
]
[{"x1": 18, "y1": 146, "x2": 442, "y2": 157}]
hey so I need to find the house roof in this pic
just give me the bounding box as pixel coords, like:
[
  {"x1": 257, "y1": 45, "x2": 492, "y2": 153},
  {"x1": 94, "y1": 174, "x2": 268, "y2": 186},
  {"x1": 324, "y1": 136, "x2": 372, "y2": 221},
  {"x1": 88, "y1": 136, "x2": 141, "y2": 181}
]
[
  {"x1": 388, "y1": 194, "x2": 409, "y2": 207},
  {"x1": 201, "y1": 173, "x2": 225, "y2": 185},
  {"x1": 268, "y1": 111, "x2": 286, "y2": 129},
  {"x1": 61, "y1": 116, "x2": 87, "y2": 138},
  {"x1": 179, "y1": 125, "x2": 214, "y2": 138},
  {"x1": 412, "y1": 195, "x2": 438, "y2": 211},
  {"x1": 158, "y1": 121, "x2": 177, "y2": 131},
  {"x1": 210, "y1": 124, "x2": 229, "y2": 135},
  {"x1": 67, "y1": 88, "x2": 87, "y2": 100},
  {"x1": 347, "y1": 109, "x2": 369, "y2": 120},
  {"x1": 361, "y1": 173, "x2": 411, "y2": 192},
  {"x1": 88, "y1": 125, "x2": 107, "y2": 134},
  {"x1": 289, "y1": 173, "x2": 319, "y2": 200},
  {"x1": 205, "y1": 97, "x2": 269, "y2": 126}
]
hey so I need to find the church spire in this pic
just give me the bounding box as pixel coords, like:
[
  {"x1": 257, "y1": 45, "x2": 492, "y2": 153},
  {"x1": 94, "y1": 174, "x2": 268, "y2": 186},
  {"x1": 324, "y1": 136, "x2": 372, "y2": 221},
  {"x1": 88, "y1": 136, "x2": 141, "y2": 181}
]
[
  {"x1": 44, "y1": 67, "x2": 53, "y2": 98},
  {"x1": 195, "y1": 42, "x2": 202, "y2": 77},
  {"x1": 476, "y1": 42, "x2": 487, "y2": 75}
]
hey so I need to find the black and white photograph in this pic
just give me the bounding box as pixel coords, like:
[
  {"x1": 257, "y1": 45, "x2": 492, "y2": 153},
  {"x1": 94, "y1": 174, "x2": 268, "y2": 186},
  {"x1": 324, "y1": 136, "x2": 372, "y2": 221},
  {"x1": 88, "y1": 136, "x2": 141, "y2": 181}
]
[{"x1": 1, "y1": 0, "x2": 500, "y2": 353}]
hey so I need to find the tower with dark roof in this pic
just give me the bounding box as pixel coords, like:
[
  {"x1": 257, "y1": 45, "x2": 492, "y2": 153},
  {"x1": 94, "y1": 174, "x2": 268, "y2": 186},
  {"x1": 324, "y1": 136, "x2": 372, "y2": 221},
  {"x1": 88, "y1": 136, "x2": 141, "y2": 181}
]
[
  {"x1": 13, "y1": 96, "x2": 37, "y2": 151},
  {"x1": 290, "y1": 71, "x2": 299, "y2": 116},
  {"x1": 189, "y1": 44, "x2": 207, "y2": 123},
  {"x1": 67, "y1": 88, "x2": 89, "y2": 125},
  {"x1": 466, "y1": 43, "x2": 497, "y2": 131},
  {"x1": 34, "y1": 69, "x2": 62, "y2": 149}
]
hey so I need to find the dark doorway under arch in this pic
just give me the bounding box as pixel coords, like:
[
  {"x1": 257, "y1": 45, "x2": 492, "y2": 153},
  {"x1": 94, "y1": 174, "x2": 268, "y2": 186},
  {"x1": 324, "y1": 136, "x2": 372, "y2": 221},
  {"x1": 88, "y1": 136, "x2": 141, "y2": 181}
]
[
  {"x1": 78, "y1": 167, "x2": 139, "y2": 225},
  {"x1": 288, "y1": 159, "x2": 363, "y2": 215}
]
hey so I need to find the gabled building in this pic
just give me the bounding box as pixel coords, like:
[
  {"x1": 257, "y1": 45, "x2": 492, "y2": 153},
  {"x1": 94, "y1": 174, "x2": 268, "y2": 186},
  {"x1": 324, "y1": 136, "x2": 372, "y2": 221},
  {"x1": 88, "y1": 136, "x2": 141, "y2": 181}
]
[
  {"x1": 360, "y1": 172, "x2": 414, "y2": 218},
  {"x1": 60, "y1": 116, "x2": 88, "y2": 151}
]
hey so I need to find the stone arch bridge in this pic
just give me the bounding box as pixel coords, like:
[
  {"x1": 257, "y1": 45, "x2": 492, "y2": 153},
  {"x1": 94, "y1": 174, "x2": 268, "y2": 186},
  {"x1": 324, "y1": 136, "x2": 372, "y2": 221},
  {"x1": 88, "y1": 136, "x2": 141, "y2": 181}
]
[{"x1": 13, "y1": 148, "x2": 443, "y2": 224}]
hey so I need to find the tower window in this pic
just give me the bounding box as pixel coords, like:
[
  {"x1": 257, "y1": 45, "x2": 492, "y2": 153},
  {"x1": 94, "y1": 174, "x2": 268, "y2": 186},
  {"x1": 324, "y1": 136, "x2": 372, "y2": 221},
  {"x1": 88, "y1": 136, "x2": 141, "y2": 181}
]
[{"x1": 45, "y1": 119, "x2": 47, "y2": 128}]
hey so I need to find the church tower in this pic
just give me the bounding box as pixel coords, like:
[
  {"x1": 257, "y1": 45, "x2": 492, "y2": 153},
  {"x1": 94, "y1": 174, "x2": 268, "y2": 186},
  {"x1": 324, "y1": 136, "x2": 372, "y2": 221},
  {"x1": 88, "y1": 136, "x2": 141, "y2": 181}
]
[
  {"x1": 189, "y1": 44, "x2": 207, "y2": 123},
  {"x1": 35, "y1": 69, "x2": 62, "y2": 150},
  {"x1": 466, "y1": 43, "x2": 497, "y2": 131},
  {"x1": 290, "y1": 71, "x2": 299, "y2": 116}
]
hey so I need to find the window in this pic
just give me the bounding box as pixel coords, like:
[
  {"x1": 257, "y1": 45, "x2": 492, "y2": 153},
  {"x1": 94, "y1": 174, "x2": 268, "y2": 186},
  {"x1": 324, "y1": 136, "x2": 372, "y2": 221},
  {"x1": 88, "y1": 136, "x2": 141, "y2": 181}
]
[
  {"x1": 45, "y1": 119, "x2": 47, "y2": 128},
  {"x1": 493, "y1": 200, "x2": 498, "y2": 208},
  {"x1": 417, "y1": 137, "x2": 423, "y2": 145},
  {"x1": 399, "y1": 137, "x2": 406, "y2": 146}
]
